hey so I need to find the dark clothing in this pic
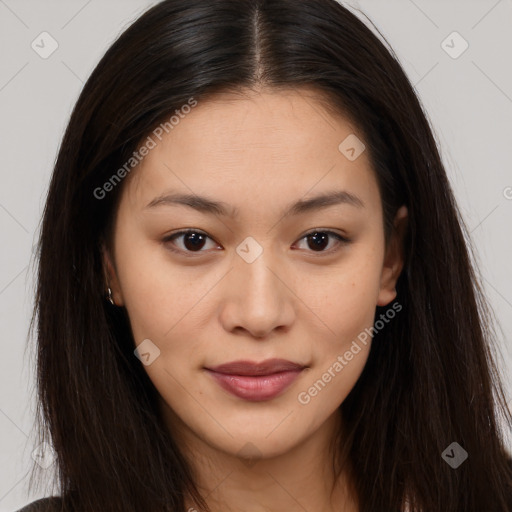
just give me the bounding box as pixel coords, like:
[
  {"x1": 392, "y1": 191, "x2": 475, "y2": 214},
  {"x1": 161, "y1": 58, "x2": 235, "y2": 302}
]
[{"x1": 15, "y1": 497, "x2": 63, "y2": 511}]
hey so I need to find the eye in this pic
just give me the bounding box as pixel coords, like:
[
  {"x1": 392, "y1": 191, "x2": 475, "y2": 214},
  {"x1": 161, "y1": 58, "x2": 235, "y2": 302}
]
[
  {"x1": 162, "y1": 228, "x2": 351, "y2": 257},
  {"x1": 162, "y1": 229, "x2": 220, "y2": 256},
  {"x1": 293, "y1": 229, "x2": 350, "y2": 254}
]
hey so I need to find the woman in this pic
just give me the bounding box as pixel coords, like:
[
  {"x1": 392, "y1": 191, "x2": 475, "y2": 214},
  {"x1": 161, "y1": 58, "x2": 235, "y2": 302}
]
[{"x1": 20, "y1": 0, "x2": 512, "y2": 510}]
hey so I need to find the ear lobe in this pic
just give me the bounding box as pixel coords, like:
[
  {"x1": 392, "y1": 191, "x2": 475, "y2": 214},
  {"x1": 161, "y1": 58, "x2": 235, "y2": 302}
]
[
  {"x1": 377, "y1": 205, "x2": 408, "y2": 307},
  {"x1": 101, "y1": 243, "x2": 124, "y2": 306}
]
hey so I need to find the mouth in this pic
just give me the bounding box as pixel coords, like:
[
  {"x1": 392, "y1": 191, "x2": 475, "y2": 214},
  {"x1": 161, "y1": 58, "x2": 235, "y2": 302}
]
[{"x1": 204, "y1": 359, "x2": 307, "y2": 402}]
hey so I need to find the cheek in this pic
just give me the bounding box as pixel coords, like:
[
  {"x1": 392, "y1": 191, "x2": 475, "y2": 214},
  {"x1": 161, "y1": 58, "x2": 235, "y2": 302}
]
[
  {"x1": 296, "y1": 245, "x2": 382, "y2": 407},
  {"x1": 114, "y1": 234, "x2": 208, "y2": 339},
  {"x1": 295, "y1": 342, "x2": 370, "y2": 432},
  {"x1": 306, "y1": 247, "x2": 383, "y2": 346}
]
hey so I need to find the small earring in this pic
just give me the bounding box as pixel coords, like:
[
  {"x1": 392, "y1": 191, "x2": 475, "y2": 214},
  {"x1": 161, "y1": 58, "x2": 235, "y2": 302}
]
[{"x1": 107, "y1": 287, "x2": 115, "y2": 306}]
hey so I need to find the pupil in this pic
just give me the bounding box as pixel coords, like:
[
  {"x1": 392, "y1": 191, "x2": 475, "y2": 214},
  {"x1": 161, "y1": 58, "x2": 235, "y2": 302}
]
[
  {"x1": 308, "y1": 232, "x2": 328, "y2": 251},
  {"x1": 184, "y1": 232, "x2": 205, "y2": 251}
]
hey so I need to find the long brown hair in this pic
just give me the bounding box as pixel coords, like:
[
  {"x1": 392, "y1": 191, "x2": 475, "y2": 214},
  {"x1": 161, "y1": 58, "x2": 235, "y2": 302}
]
[{"x1": 30, "y1": 0, "x2": 512, "y2": 510}]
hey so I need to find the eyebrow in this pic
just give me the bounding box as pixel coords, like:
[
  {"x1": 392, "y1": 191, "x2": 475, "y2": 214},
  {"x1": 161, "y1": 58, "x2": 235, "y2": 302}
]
[{"x1": 145, "y1": 190, "x2": 365, "y2": 218}]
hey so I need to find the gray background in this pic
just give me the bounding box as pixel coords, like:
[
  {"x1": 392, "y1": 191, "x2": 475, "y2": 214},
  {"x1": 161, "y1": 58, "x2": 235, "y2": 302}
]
[{"x1": 1, "y1": 0, "x2": 511, "y2": 509}]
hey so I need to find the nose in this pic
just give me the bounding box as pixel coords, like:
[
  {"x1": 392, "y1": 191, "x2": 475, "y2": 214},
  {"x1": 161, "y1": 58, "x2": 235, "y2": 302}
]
[{"x1": 219, "y1": 251, "x2": 295, "y2": 339}]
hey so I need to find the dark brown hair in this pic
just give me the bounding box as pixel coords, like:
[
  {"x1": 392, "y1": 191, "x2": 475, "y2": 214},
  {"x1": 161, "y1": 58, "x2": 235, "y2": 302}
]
[{"x1": 30, "y1": 0, "x2": 512, "y2": 510}]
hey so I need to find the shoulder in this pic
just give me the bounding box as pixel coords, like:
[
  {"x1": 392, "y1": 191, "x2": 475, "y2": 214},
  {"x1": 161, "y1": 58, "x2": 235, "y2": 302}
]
[{"x1": 15, "y1": 496, "x2": 63, "y2": 512}]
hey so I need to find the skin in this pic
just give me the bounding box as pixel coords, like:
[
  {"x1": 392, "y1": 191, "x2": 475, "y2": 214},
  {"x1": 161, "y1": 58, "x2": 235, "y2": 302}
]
[{"x1": 104, "y1": 87, "x2": 407, "y2": 512}]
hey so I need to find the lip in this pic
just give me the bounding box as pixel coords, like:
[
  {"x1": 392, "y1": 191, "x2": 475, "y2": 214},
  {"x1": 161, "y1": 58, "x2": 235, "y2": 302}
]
[{"x1": 204, "y1": 359, "x2": 306, "y2": 402}]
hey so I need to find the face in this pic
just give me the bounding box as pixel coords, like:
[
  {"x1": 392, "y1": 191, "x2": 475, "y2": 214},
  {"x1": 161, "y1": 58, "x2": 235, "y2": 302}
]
[{"x1": 104, "y1": 87, "x2": 406, "y2": 461}]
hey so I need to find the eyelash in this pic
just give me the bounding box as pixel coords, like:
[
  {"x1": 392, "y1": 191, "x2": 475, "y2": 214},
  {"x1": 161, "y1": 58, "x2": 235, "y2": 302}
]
[{"x1": 162, "y1": 228, "x2": 351, "y2": 257}]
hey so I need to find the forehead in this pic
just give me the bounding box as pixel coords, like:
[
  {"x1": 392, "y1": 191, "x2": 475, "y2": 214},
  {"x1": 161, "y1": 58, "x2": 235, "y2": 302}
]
[{"x1": 120, "y1": 87, "x2": 381, "y2": 220}]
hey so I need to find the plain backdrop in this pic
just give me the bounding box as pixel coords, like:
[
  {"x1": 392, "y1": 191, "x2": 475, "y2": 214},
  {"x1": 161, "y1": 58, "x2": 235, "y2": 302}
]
[{"x1": 1, "y1": 0, "x2": 511, "y2": 510}]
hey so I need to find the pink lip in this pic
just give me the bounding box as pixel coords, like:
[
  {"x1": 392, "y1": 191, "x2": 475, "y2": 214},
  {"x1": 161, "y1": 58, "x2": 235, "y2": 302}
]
[{"x1": 204, "y1": 359, "x2": 306, "y2": 402}]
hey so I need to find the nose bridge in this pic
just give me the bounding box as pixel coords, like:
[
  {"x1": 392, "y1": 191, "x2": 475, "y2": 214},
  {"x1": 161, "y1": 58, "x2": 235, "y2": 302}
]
[{"x1": 235, "y1": 238, "x2": 282, "y2": 310}]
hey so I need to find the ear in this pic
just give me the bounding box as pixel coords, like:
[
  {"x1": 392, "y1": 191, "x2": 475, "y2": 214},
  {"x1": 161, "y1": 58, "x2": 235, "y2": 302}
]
[
  {"x1": 376, "y1": 205, "x2": 408, "y2": 307},
  {"x1": 101, "y1": 243, "x2": 124, "y2": 306}
]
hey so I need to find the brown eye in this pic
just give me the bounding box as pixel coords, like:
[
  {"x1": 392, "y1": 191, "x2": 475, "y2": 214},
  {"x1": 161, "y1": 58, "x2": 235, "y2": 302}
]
[
  {"x1": 294, "y1": 230, "x2": 350, "y2": 254},
  {"x1": 163, "y1": 230, "x2": 219, "y2": 255},
  {"x1": 162, "y1": 229, "x2": 350, "y2": 257}
]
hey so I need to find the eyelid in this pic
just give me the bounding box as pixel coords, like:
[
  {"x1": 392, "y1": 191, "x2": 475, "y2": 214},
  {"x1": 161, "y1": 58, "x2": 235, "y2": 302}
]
[
  {"x1": 300, "y1": 228, "x2": 350, "y2": 243},
  {"x1": 293, "y1": 229, "x2": 350, "y2": 255},
  {"x1": 162, "y1": 228, "x2": 220, "y2": 256}
]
